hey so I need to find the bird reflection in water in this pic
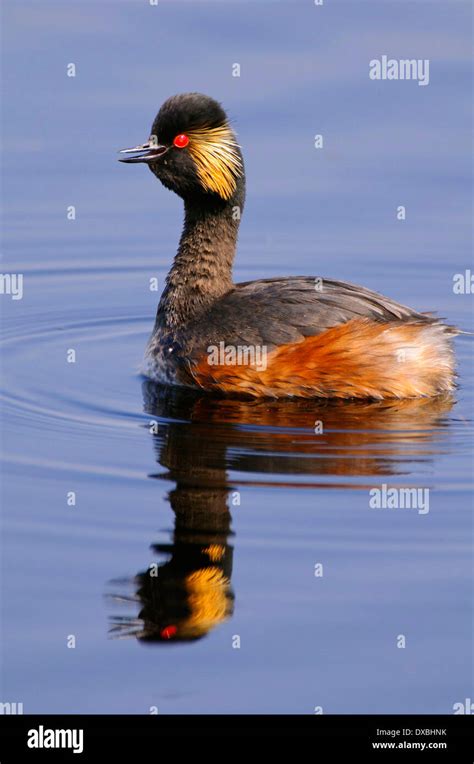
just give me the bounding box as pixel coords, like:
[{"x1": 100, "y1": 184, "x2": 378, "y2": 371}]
[{"x1": 108, "y1": 383, "x2": 454, "y2": 644}]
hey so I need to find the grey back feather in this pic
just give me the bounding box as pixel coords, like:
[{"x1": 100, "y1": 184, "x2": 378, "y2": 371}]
[{"x1": 177, "y1": 277, "x2": 434, "y2": 360}]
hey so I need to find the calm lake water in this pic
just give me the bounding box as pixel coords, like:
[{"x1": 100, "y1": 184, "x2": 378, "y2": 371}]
[{"x1": 1, "y1": 0, "x2": 472, "y2": 713}]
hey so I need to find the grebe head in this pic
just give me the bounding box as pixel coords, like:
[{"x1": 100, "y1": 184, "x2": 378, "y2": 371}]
[{"x1": 119, "y1": 92, "x2": 244, "y2": 203}]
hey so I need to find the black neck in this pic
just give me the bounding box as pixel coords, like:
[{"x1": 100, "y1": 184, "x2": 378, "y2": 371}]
[{"x1": 156, "y1": 187, "x2": 244, "y2": 331}]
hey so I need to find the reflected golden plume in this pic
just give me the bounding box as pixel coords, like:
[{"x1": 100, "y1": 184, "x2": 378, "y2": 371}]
[{"x1": 181, "y1": 566, "x2": 232, "y2": 639}]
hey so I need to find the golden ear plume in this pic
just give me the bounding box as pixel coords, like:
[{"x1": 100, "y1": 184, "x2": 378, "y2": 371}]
[{"x1": 187, "y1": 124, "x2": 243, "y2": 200}]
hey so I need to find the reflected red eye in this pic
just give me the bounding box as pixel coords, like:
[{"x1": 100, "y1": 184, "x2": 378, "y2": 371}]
[
  {"x1": 161, "y1": 625, "x2": 178, "y2": 639},
  {"x1": 173, "y1": 134, "x2": 189, "y2": 148}
]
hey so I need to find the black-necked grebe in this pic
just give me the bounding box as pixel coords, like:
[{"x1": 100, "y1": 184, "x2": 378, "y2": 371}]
[{"x1": 120, "y1": 92, "x2": 456, "y2": 399}]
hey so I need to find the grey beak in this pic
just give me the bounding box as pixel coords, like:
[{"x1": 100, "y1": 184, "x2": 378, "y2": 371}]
[{"x1": 118, "y1": 142, "x2": 168, "y2": 164}]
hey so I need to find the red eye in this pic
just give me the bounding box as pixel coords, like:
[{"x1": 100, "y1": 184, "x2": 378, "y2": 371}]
[{"x1": 173, "y1": 134, "x2": 189, "y2": 149}]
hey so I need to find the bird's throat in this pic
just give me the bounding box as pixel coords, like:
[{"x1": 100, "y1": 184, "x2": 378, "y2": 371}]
[{"x1": 156, "y1": 196, "x2": 242, "y2": 330}]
